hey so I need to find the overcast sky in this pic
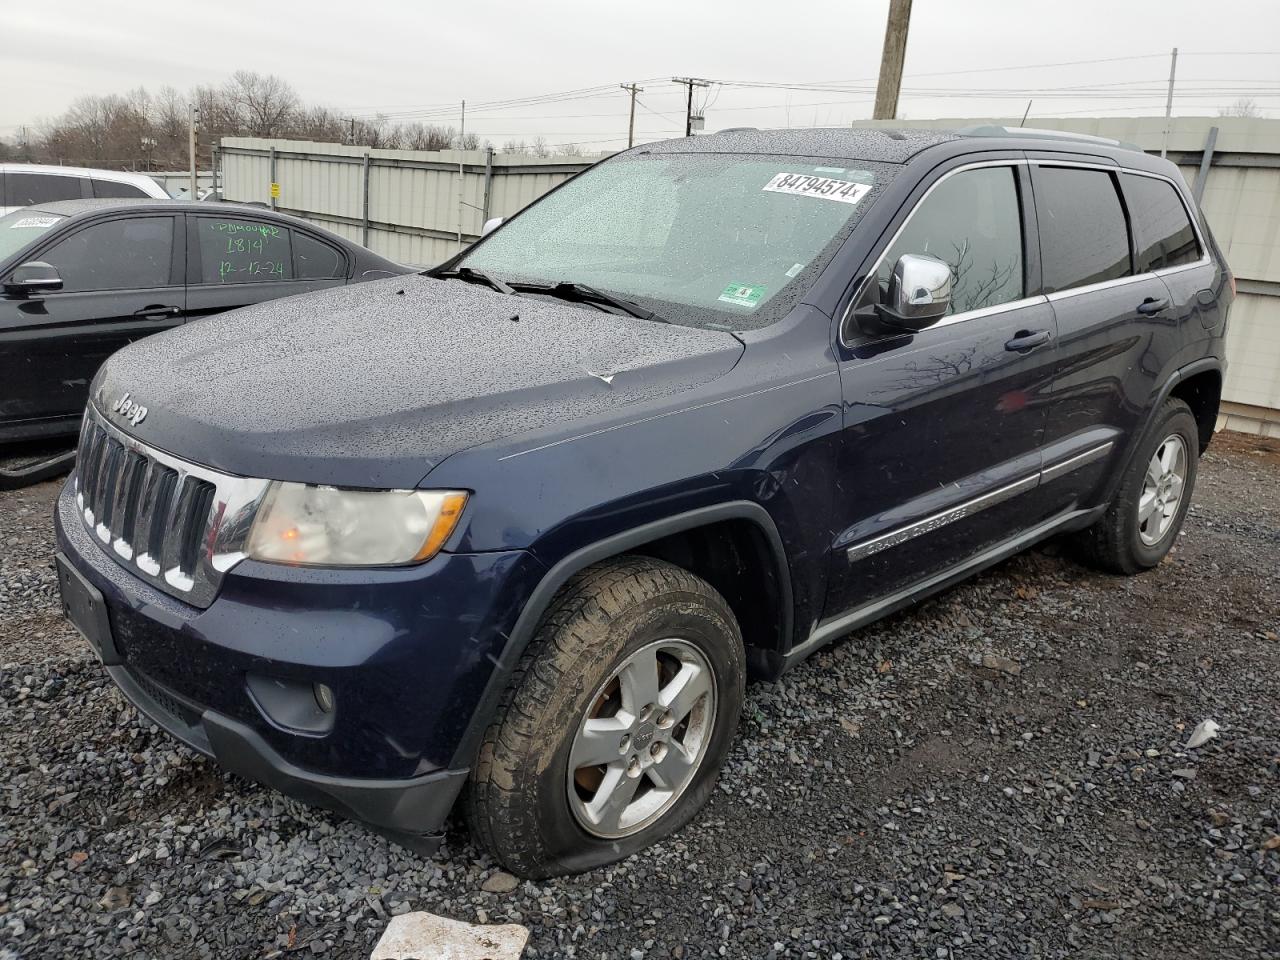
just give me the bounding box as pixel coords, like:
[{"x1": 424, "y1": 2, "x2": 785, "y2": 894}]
[{"x1": 5, "y1": 0, "x2": 1278, "y2": 149}]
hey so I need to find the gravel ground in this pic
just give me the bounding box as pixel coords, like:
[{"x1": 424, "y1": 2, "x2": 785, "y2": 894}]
[{"x1": 1, "y1": 433, "x2": 1277, "y2": 960}]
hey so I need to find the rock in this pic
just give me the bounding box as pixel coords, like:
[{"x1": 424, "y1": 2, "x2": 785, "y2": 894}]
[
  {"x1": 1262, "y1": 836, "x2": 1280, "y2": 851},
  {"x1": 480, "y1": 871, "x2": 519, "y2": 895},
  {"x1": 1172, "y1": 768, "x2": 1197, "y2": 780},
  {"x1": 370, "y1": 912, "x2": 529, "y2": 960},
  {"x1": 98, "y1": 887, "x2": 130, "y2": 910},
  {"x1": 941, "y1": 903, "x2": 965, "y2": 919},
  {"x1": 1186, "y1": 719, "x2": 1220, "y2": 748},
  {"x1": 981, "y1": 654, "x2": 1022, "y2": 676}
]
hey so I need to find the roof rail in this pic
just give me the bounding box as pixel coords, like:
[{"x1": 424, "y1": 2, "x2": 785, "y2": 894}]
[{"x1": 956, "y1": 124, "x2": 1144, "y2": 153}]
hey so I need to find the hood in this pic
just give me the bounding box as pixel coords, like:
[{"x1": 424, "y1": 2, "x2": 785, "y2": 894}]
[{"x1": 91, "y1": 275, "x2": 743, "y2": 488}]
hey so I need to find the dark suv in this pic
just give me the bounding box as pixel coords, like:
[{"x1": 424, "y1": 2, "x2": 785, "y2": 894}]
[{"x1": 54, "y1": 126, "x2": 1232, "y2": 878}]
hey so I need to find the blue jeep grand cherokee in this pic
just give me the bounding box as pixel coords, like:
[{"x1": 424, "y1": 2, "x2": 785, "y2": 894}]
[{"x1": 55, "y1": 126, "x2": 1232, "y2": 877}]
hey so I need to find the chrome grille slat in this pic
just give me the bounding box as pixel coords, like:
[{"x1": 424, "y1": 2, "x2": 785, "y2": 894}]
[{"x1": 74, "y1": 404, "x2": 272, "y2": 608}]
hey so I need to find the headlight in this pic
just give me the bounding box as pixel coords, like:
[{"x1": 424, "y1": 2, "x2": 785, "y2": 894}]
[{"x1": 246, "y1": 484, "x2": 468, "y2": 567}]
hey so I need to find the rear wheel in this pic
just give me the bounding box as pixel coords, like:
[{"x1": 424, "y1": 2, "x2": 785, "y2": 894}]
[
  {"x1": 1075, "y1": 398, "x2": 1199, "y2": 574},
  {"x1": 466, "y1": 556, "x2": 745, "y2": 878}
]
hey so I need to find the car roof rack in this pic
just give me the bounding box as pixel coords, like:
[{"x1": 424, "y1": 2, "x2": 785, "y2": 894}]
[{"x1": 956, "y1": 124, "x2": 1144, "y2": 153}]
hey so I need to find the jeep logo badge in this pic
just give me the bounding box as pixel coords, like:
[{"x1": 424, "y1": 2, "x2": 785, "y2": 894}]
[{"x1": 112, "y1": 391, "x2": 148, "y2": 427}]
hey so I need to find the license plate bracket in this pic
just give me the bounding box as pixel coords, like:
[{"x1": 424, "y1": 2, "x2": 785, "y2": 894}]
[{"x1": 56, "y1": 552, "x2": 121, "y2": 665}]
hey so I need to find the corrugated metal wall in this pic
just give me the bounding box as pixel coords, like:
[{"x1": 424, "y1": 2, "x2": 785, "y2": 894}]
[
  {"x1": 852, "y1": 116, "x2": 1280, "y2": 435},
  {"x1": 219, "y1": 138, "x2": 595, "y2": 269}
]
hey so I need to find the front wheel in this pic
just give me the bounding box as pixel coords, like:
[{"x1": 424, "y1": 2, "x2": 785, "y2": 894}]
[
  {"x1": 1075, "y1": 397, "x2": 1200, "y2": 574},
  {"x1": 466, "y1": 556, "x2": 745, "y2": 878}
]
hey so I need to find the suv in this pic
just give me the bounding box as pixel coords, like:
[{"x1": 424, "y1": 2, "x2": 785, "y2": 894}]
[
  {"x1": 0, "y1": 164, "x2": 169, "y2": 215},
  {"x1": 54, "y1": 127, "x2": 1232, "y2": 878}
]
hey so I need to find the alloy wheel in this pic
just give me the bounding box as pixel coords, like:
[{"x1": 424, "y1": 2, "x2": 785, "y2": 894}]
[
  {"x1": 567, "y1": 638, "x2": 717, "y2": 839},
  {"x1": 1138, "y1": 433, "x2": 1188, "y2": 546}
]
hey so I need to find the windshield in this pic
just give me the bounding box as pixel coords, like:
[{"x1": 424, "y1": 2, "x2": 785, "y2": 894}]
[
  {"x1": 0, "y1": 209, "x2": 65, "y2": 263},
  {"x1": 458, "y1": 153, "x2": 896, "y2": 329}
]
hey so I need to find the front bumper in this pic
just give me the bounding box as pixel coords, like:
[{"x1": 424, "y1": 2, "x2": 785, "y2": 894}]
[{"x1": 55, "y1": 477, "x2": 546, "y2": 847}]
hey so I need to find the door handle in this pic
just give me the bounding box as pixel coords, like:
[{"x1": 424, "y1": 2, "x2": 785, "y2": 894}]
[
  {"x1": 133, "y1": 305, "x2": 181, "y2": 320},
  {"x1": 1004, "y1": 329, "x2": 1051, "y2": 352},
  {"x1": 1136, "y1": 296, "x2": 1169, "y2": 315}
]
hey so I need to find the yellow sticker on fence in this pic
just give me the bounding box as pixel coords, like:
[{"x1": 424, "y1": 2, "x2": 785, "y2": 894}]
[{"x1": 269, "y1": 182, "x2": 281, "y2": 199}]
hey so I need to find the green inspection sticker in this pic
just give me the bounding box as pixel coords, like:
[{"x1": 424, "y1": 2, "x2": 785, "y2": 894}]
[{"x1": 718, "y1": 282, "x2": 765, "y2": 308}]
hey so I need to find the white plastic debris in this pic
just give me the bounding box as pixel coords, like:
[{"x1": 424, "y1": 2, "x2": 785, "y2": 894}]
[
  {"x1": 371, "y1": 911, "x2": 529, "y2": 960},
  {"x1": 1186, "y1": 719, "x2": 1220, "y2": 749}
]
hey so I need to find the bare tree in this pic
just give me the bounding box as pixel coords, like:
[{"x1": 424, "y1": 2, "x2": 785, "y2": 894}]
[
  {"x1": 224, "y1": 71, "x2": 299, "y2": 137},
  {"x1": 557, "y1": 142, "x2": 584, "y2": 157},
  {"x1": 1218, "y1": 97, "x2": 1261, "y2": 118},
  {"x1": 530, "y1": 136, "x2": 550, "y2": 158}
]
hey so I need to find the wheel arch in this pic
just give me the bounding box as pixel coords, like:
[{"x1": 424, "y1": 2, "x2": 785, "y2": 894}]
[{"x1": 449, "y1": 502, "x2": 794, "y2": 769}]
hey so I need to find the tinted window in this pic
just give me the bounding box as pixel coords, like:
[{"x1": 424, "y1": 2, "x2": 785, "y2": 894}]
[
  {"x1": 5, "y1": 173, "x2": 83, "y2": 206},
  {"x1": 878, "y1": 165, "x2": 1024, "y2": 315},
  {"x1": 1035, "y1": 167, "x2": 1131, "y2": 292},
  {"x1": 1121, "y1": 173, "x2": 1200, "y2": 272},
  {"x1": 195, "y1": 216, "x2": 293, "y2": 284},
  {"x1": 294, "y1": 231, "x2": 345, "y2": 279},
  {"x1": 91, "y1": 179, "x2": 149, "y2": 199},
  {"x1": 41, "y1": 217, "x2": 174, "y2": 292}
]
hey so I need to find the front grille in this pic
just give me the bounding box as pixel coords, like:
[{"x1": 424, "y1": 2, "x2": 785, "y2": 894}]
[{"x1": 75, "y1": 405, "x2": 271, "y2": 607}]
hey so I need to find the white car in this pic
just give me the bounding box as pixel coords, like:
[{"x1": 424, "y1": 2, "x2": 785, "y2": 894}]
[{"x1": 0, "y1": 164, "x2": 169, "y2": 216}]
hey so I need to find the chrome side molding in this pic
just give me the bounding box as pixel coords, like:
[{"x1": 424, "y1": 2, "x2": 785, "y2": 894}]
[{"x1": 846, "y1": 442, "x2": 1114, "y2": 563}]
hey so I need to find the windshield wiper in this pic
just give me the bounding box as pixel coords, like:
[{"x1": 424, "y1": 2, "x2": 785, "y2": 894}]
[
  {"x1": 435, "y1": 266, "x2": 517, "y2": 296},
  {"x1": 518, "y1": 280, "x2": 667, "y2": 323}
]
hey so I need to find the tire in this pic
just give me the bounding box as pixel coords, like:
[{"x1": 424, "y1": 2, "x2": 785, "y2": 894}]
[
  {"x1": 466, "y1": 556, "x2": 746, "y2": 878},
  {"x1": 1075, "y1": 398, "x2": 1200, "y2": 574}
]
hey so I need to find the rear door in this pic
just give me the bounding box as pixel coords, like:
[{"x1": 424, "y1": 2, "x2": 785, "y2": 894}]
[
  {"x1": 825, "y1": 160, "x2": 1060, "y2": 618},
  {"x1": 183, "y1": 213, "x2": 349, "y2": 321},
  {"x1": 0, "y1": 213, "x2": 184, "y2": 426},
  {"x1": 1032, "y1": 160, "x2": 1175, "y2": 509},
  {"x1": 1118, "y1": 171, "x2": 1220, "y2": 346}
]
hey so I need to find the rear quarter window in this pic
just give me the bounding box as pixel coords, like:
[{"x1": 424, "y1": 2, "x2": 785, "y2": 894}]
[
  {"x1": 1120, "y1": 173, "x2": 1201, "y2": 272},
  {"x1": 1034, "y1": 166, "x2": 1131, "y2": 293},
  {"x1": 92, "y1": 179, "x2": 150, "y2": 199}
]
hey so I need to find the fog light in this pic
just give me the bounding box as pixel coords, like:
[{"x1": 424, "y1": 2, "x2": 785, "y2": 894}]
[{"x1": 314, "y1": 683, "x2": 335, "y2": 713}]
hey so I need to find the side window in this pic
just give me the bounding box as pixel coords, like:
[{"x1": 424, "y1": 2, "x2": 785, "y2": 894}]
[
  {"x1": 1120, "y1": 173, "x2": 1200, "y2": 272},
  {"x1": 194, "y1": 216, "x2": 293, "y2": 284},
  {"x1": 5, "y1": 173, "x2": 83, "y2": 206},
  {"x1": 40, "y1": 217, "x2": 174, "y2": 293},
  {"x1": 91, "y1": 179, "x2": 149, "y2": 199},
  {"x1": 1035, "y1": 167, "x2": 1131, "y2": 293},
  {"x1": 877, "y1": 165, "x2": 1024, "y2": 315},
  {"x1": 293, "y1": 231, "x2": 346, "y2": 280}
]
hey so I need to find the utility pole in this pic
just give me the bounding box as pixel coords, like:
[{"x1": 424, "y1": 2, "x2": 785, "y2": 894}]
[
  {"x1": 456, "y1": 99, "x2": 466, "y2": 251},
  {"x1": 188, "y1": 105, "x2": 199, "y2": 200},
  {"x1": 872, "y1": 0, "x2": 913, "y2": 120},
  {"x1": 348, "y1": 117, "x2": 356, "y2": 146},
  {"x1": 1161, "y1": 47, "x2": 1178, "y2": 159},
  {"x1": 671, "y1": 78, "x2": 711, "y2": 137},
  {"x1": 620, "y1": 83, "x2": 643, "y2": 148}
]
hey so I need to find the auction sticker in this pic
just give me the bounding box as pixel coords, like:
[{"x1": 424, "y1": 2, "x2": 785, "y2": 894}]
[
  {"x1": 763, "y1": 173, "x2": 871, "y2": 205},
  {"x1": 9, "y1": 216, "x2": 59, "y2": 229},
  {"x1": 719, "y1": 282, "x2": 765, "y2": 308}
]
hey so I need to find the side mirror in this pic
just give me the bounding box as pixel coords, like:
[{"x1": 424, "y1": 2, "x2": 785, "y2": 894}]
[
  {"x1": 876, "y1": 253, "x2": 951, "y2": 332},
  {"x1": 481, "y1": 216, "x2": 504, "y2": 237},
  {"x1": 3, "y1": 261, "x2": 63, "y2": 298}
]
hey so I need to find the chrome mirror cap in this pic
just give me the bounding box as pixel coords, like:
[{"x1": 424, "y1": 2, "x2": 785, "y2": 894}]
[{"x1": 880, "y1": 253, "x2": 952, "y2": 331}]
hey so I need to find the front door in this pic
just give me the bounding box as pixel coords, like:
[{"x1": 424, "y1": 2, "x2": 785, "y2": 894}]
[
  {"x1": 826, "y1": 161, "x2": 1059, "y2": 621},
  {"x1": 0, "y1": 213, "x2": 184, "y2": 432}
]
